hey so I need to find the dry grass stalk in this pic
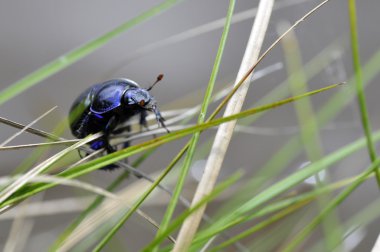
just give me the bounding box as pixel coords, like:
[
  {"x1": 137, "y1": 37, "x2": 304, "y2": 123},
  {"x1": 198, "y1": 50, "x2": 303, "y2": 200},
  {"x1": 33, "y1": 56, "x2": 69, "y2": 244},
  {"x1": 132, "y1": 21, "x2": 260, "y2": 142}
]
[{"x1": 173, "y1": 1, "x2": 275, "y2": 251}]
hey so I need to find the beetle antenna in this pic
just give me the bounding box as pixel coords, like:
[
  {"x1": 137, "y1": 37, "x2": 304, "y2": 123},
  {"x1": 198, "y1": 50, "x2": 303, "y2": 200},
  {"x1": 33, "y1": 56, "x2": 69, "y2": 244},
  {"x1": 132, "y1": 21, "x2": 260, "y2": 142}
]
[{"x1": 146, "y1": 74, "x2": 164, "y2": 91}]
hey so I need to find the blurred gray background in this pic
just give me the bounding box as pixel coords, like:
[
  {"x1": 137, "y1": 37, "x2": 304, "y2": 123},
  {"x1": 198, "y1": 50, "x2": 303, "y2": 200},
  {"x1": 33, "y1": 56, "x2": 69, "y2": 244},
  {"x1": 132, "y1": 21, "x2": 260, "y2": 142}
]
[{"x1": 0, "y1": 0, "x2": 380, "y2": 251}]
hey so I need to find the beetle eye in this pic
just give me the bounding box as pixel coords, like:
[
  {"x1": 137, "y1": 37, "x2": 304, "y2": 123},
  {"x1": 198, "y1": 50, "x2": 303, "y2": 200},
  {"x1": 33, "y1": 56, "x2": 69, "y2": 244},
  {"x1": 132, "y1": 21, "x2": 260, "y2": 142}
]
[{"x1": 139, "y1": 100, "x2": 145, "y2": 106}]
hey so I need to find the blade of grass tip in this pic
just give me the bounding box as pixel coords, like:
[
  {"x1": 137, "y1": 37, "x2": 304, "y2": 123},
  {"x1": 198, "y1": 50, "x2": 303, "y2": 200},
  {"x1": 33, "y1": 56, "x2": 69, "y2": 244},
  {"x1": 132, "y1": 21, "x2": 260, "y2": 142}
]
[
  {"x1": 49, "y1": 149, "x2": 154, "y2": 251},
  {"x1": 173, "y1": 1, "x2": 274, "y2": 251},
  {"x1": 0, "y1": 83, "x2": 342, "y2": 209},
  {"x1": 0, "y1": 106, "x2": 57, "y2": 147},
  {"x1": 282, "y1": 158, "x2": 380, "y2": 252},
  {"x1": 0, "y1": 0, "x2": 181, "y2": 106},
  {"x1": 208, "y1": 0, "x2": 332, "y2": 122},
  {"x1": 237, "y1": 39, "x2": 343, "y2": 128},
  {"x1": 153, "y1": 1, "x2": 236, "y2": 251},
  {"x1": 348, "y1": 0, "x2": 380, "y2": 186},
  {"x1": 278, "y1": 21, "x2": 342, "y2": 251}
]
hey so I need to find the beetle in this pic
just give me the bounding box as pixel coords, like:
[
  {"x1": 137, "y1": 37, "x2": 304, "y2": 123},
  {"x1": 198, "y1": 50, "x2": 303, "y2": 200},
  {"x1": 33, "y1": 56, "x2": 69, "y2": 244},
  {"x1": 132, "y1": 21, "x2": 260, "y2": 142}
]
[{"x1": 69, "y1": 75, "x2": 169, "y2": 170}]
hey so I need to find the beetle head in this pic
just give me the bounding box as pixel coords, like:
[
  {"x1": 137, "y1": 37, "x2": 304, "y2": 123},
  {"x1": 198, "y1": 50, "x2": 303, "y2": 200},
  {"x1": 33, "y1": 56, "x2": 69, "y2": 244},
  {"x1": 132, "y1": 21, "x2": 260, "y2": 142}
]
[{"x1": 123, "y1": 88, "x2": 155, "y2": 108}]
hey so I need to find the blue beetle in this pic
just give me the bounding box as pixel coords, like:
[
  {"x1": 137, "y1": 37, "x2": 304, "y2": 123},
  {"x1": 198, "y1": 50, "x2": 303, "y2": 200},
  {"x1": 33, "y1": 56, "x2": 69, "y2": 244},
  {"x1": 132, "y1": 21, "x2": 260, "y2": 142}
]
[{"x1": 69, "y1": 75, "x2": 168, "y2": 169}]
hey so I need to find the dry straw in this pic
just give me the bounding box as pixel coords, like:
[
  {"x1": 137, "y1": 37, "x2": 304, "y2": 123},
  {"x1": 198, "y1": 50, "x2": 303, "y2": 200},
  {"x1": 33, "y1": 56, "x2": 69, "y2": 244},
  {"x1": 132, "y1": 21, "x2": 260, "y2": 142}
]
[{"x1": 173, "y1": 1, "x2": 275, "y2": 251}]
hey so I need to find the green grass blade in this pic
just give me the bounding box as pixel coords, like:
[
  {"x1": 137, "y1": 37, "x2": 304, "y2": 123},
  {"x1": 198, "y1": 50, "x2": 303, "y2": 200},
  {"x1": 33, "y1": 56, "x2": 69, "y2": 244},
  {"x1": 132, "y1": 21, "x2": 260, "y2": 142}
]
[
  {"x1": 347, "y1": 0, "x2": 380, "y2": 185},
  {"x1": 280, "y1": 22, "x2": 342, "y2": 251},
  {"x1": 153, "y1": 1, "x2": 236, "y2": 251},
  {"x1": 240, "y1": 40, "x2": 343, "y2": 125},
  {"x1": 0, "y1": 0, "x2": 180, "y2": 106}
]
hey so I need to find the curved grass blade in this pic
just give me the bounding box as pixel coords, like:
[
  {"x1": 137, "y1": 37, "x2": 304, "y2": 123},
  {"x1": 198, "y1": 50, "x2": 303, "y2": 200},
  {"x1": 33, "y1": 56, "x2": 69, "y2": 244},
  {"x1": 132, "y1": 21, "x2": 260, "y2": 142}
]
[
  {"x1": 279, "y1": 21, "x2": 341, "y2": 250},
  {"x1": 347, "y1": 0, "x2": 379, "y2": 185}
]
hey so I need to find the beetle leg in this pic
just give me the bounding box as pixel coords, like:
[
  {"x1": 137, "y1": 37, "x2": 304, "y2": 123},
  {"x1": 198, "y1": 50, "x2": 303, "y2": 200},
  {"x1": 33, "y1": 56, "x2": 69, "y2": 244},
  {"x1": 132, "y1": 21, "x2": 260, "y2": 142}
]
[
  {"x1": 152, "y1": 105, "x2": 170, "y2": 133},
  {"x1": 104, "y1": 115, "x2": 119, "y2": 154},
  {"x1": 104, "y1": 115, "x2": 118, "y2": 135},
  {"x1": 77, "y1": 149, "x2": 85, "y2": 159},
  {"x1": 139, "y1": 110, "x2": 149, "y2": 132},
  {"x1": 105, "y1": 144, "x2": 116, "y2": 154},
  {"x1": 99, "y1": 116, "x2": 119, "y2": 171},
  {"x1": 121, "y1": 124, "x2": 131, "y2": 149},
  {"x1": 75, "y1": 112, "x2": 91, "y2": 138}
]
